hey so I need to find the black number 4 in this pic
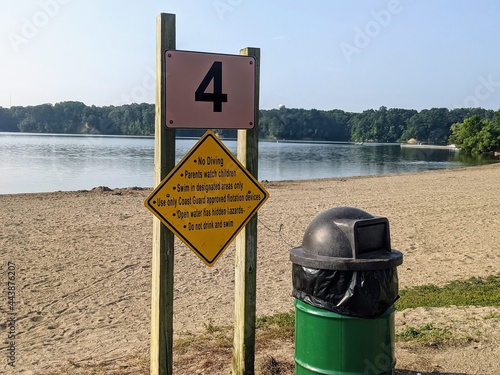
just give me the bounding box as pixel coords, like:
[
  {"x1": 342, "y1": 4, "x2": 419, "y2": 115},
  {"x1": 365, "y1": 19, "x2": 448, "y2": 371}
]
[{"x1": 195, "y1": 61, "x2": 228, "y2": 112}]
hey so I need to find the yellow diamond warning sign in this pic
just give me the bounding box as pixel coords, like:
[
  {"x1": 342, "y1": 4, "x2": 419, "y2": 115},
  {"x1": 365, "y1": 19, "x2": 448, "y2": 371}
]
[{"x1": 145, "y1": 130, "x2": 269, "y2": 266}]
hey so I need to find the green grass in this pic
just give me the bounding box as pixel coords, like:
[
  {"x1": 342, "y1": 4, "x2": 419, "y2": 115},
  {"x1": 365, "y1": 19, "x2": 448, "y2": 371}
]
[
  {"x1": 484, "y1": 311, "x2": 500, "y2": 319},
  {"x1": 395, "y1": 274, "x2": 500, "y2": 310},
  {"x1": 174, "y1": 321, "x2": 233, "y2": 355},
  {"x1": 256, "y1": 311, "x2": 295, "y2": 332},
  {"x1": 396, "y1": 322, "x2": 452, "y2": 345},
  {"x1": 256, "y1": 311, "x2": 295, "y2": 342}
]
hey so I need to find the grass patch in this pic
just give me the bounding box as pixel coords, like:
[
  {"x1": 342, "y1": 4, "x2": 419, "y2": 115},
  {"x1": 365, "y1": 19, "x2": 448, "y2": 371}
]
[
  {"x1": 173, "y1": 323, "x2": 233, "y2": 374},
  {"x1": 484, "y1": 311, "x2": 500, "y2": 319},
  {"x1": 173, "y1": 316, "x2": 297, "y2": 374},
  {"x1": 396, "y1": 322, "x2": 452, "y2": 346},
  {"x1": 396, "y1": 274, "x2": 500, "y2": 310},
  {"x1": 174, "y1": 322, "x2": 233, "y2": 356},
  {"x1": 256, "y1": 311, "x2": 295, "y2": 341},
  {"x1": 255, "y1": 312, "x2": 295, "y2": 351},
  {"x1": 256, "y1": 311, "x2": 295, "y2": 330}
]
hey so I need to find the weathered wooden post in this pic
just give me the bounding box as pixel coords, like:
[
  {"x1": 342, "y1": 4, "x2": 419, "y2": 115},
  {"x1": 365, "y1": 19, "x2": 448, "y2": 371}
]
[
  {"x1": 233, "y1": 47, "x2": 260, "y2": 375},
  {"x1": 150, "y1": 13, "x2": 176, "y2": 375}
]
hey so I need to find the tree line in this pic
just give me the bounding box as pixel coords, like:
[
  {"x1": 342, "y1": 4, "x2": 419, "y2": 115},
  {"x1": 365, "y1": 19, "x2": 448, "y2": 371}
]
[
  {"x1": 0, "y1": 102, "x2": 498, "y2": 150},
  {"x1": 259, "y1": 106, "x2": 496, "y2": 145},
  {"x1": 0, "y1": 102, "x2": 155, "y2": 136}
]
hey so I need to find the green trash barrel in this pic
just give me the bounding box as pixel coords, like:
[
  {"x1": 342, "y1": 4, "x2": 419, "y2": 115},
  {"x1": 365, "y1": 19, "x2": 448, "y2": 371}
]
[
  {"x1": 295, "y1": 300, "x2": 395, "y2": 375},
  {"x1": 290, "y1": 207, "x2": 403, "y2": 375}
]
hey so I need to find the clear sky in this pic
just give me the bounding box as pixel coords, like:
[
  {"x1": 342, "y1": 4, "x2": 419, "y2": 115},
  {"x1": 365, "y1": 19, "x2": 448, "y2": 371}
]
[{"x1": 1, "y1": 0, "x2": 500, "y2": 112}]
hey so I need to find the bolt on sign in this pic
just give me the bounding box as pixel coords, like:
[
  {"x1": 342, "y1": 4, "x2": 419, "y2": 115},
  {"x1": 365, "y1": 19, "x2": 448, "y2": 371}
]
[
  {"x1": 145, "y1": 130, "x2": 269, "y2": 266},
  {"x1": 165, "y1": 50, "x2": 256, "y2": 129}
]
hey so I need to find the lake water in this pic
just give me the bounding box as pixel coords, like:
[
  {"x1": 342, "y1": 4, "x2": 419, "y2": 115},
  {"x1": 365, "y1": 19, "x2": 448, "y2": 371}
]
[{"x1": 0, "y1": 132, "x2": 497, "y2": 194}]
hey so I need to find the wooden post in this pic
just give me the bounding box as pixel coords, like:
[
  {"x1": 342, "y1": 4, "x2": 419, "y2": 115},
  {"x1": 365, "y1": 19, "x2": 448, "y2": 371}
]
[
  {"x1": 233, "y1": 47, "x2": 260, "y2": 375},
  {"x1": 150, "y1": 13, "x2": 176, "y2": 375}
]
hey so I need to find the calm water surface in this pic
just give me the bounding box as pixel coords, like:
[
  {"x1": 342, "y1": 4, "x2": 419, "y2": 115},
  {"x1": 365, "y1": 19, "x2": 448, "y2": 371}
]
[{"x1": 0, "y1": 132, "x2": 497, "y2": 194}]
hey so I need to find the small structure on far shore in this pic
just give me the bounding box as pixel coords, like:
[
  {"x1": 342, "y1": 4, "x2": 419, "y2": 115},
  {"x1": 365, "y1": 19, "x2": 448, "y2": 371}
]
[{"x1": 400, "y1": 141, "x2": 459, "y2": 151}]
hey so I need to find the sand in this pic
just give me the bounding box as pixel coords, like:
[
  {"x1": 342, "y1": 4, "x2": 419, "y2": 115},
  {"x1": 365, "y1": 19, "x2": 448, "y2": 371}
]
[{"x1": 1, "y1": 163, "x2": 499, "y2": 374}]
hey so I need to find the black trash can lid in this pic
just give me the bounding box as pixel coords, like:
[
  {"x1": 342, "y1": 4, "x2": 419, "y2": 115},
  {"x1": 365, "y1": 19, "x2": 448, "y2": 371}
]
[{"x1": 290, "y1": 207, "x2": 403, "y2": 271}]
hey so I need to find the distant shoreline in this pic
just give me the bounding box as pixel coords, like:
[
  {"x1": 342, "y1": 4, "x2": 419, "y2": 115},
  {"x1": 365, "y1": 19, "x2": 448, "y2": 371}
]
[{"x1": 0, "y1": 130, "x2": 386, "y2": 144}]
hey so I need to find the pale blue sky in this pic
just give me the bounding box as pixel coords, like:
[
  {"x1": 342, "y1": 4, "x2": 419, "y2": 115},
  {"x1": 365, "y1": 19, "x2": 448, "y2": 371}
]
[{"x1": 1, "y1": 0, "x2": 500, "y2": 112}]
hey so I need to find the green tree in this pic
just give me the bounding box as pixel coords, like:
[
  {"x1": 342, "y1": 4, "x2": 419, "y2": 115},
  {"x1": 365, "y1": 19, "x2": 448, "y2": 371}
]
[
  {"x1": 348, "y1": 109, "x2": 376, "y2": 141},
  {"x1": 323, "y1": 110, "x2": 350, "y2": 141},
  {"x1": 53, "y1": 101, "x2": 86, "y2": 133},
  {"x1": 0, "y1": 107, "x2": 18, "y2": 132},
  {"x1": 450, "y1": 114, "x2": 500, "y2": 153}
]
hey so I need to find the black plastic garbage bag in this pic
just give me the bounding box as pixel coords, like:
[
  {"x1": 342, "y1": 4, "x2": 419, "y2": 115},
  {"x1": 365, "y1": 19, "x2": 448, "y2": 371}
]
[{"x1": 292, "y1": 264, "x2": 399, "y2": 319}]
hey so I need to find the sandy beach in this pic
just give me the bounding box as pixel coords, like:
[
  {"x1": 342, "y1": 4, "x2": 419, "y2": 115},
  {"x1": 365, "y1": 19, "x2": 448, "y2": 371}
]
[{"x1": 1, "y1": 163, "x2": 499, "y2": 374}]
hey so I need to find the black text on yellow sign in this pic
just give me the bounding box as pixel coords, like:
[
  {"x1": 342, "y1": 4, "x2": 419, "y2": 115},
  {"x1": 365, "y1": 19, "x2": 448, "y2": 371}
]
[{"x1": 145, "y1": 130, "x2": 269, "y2": 266}]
